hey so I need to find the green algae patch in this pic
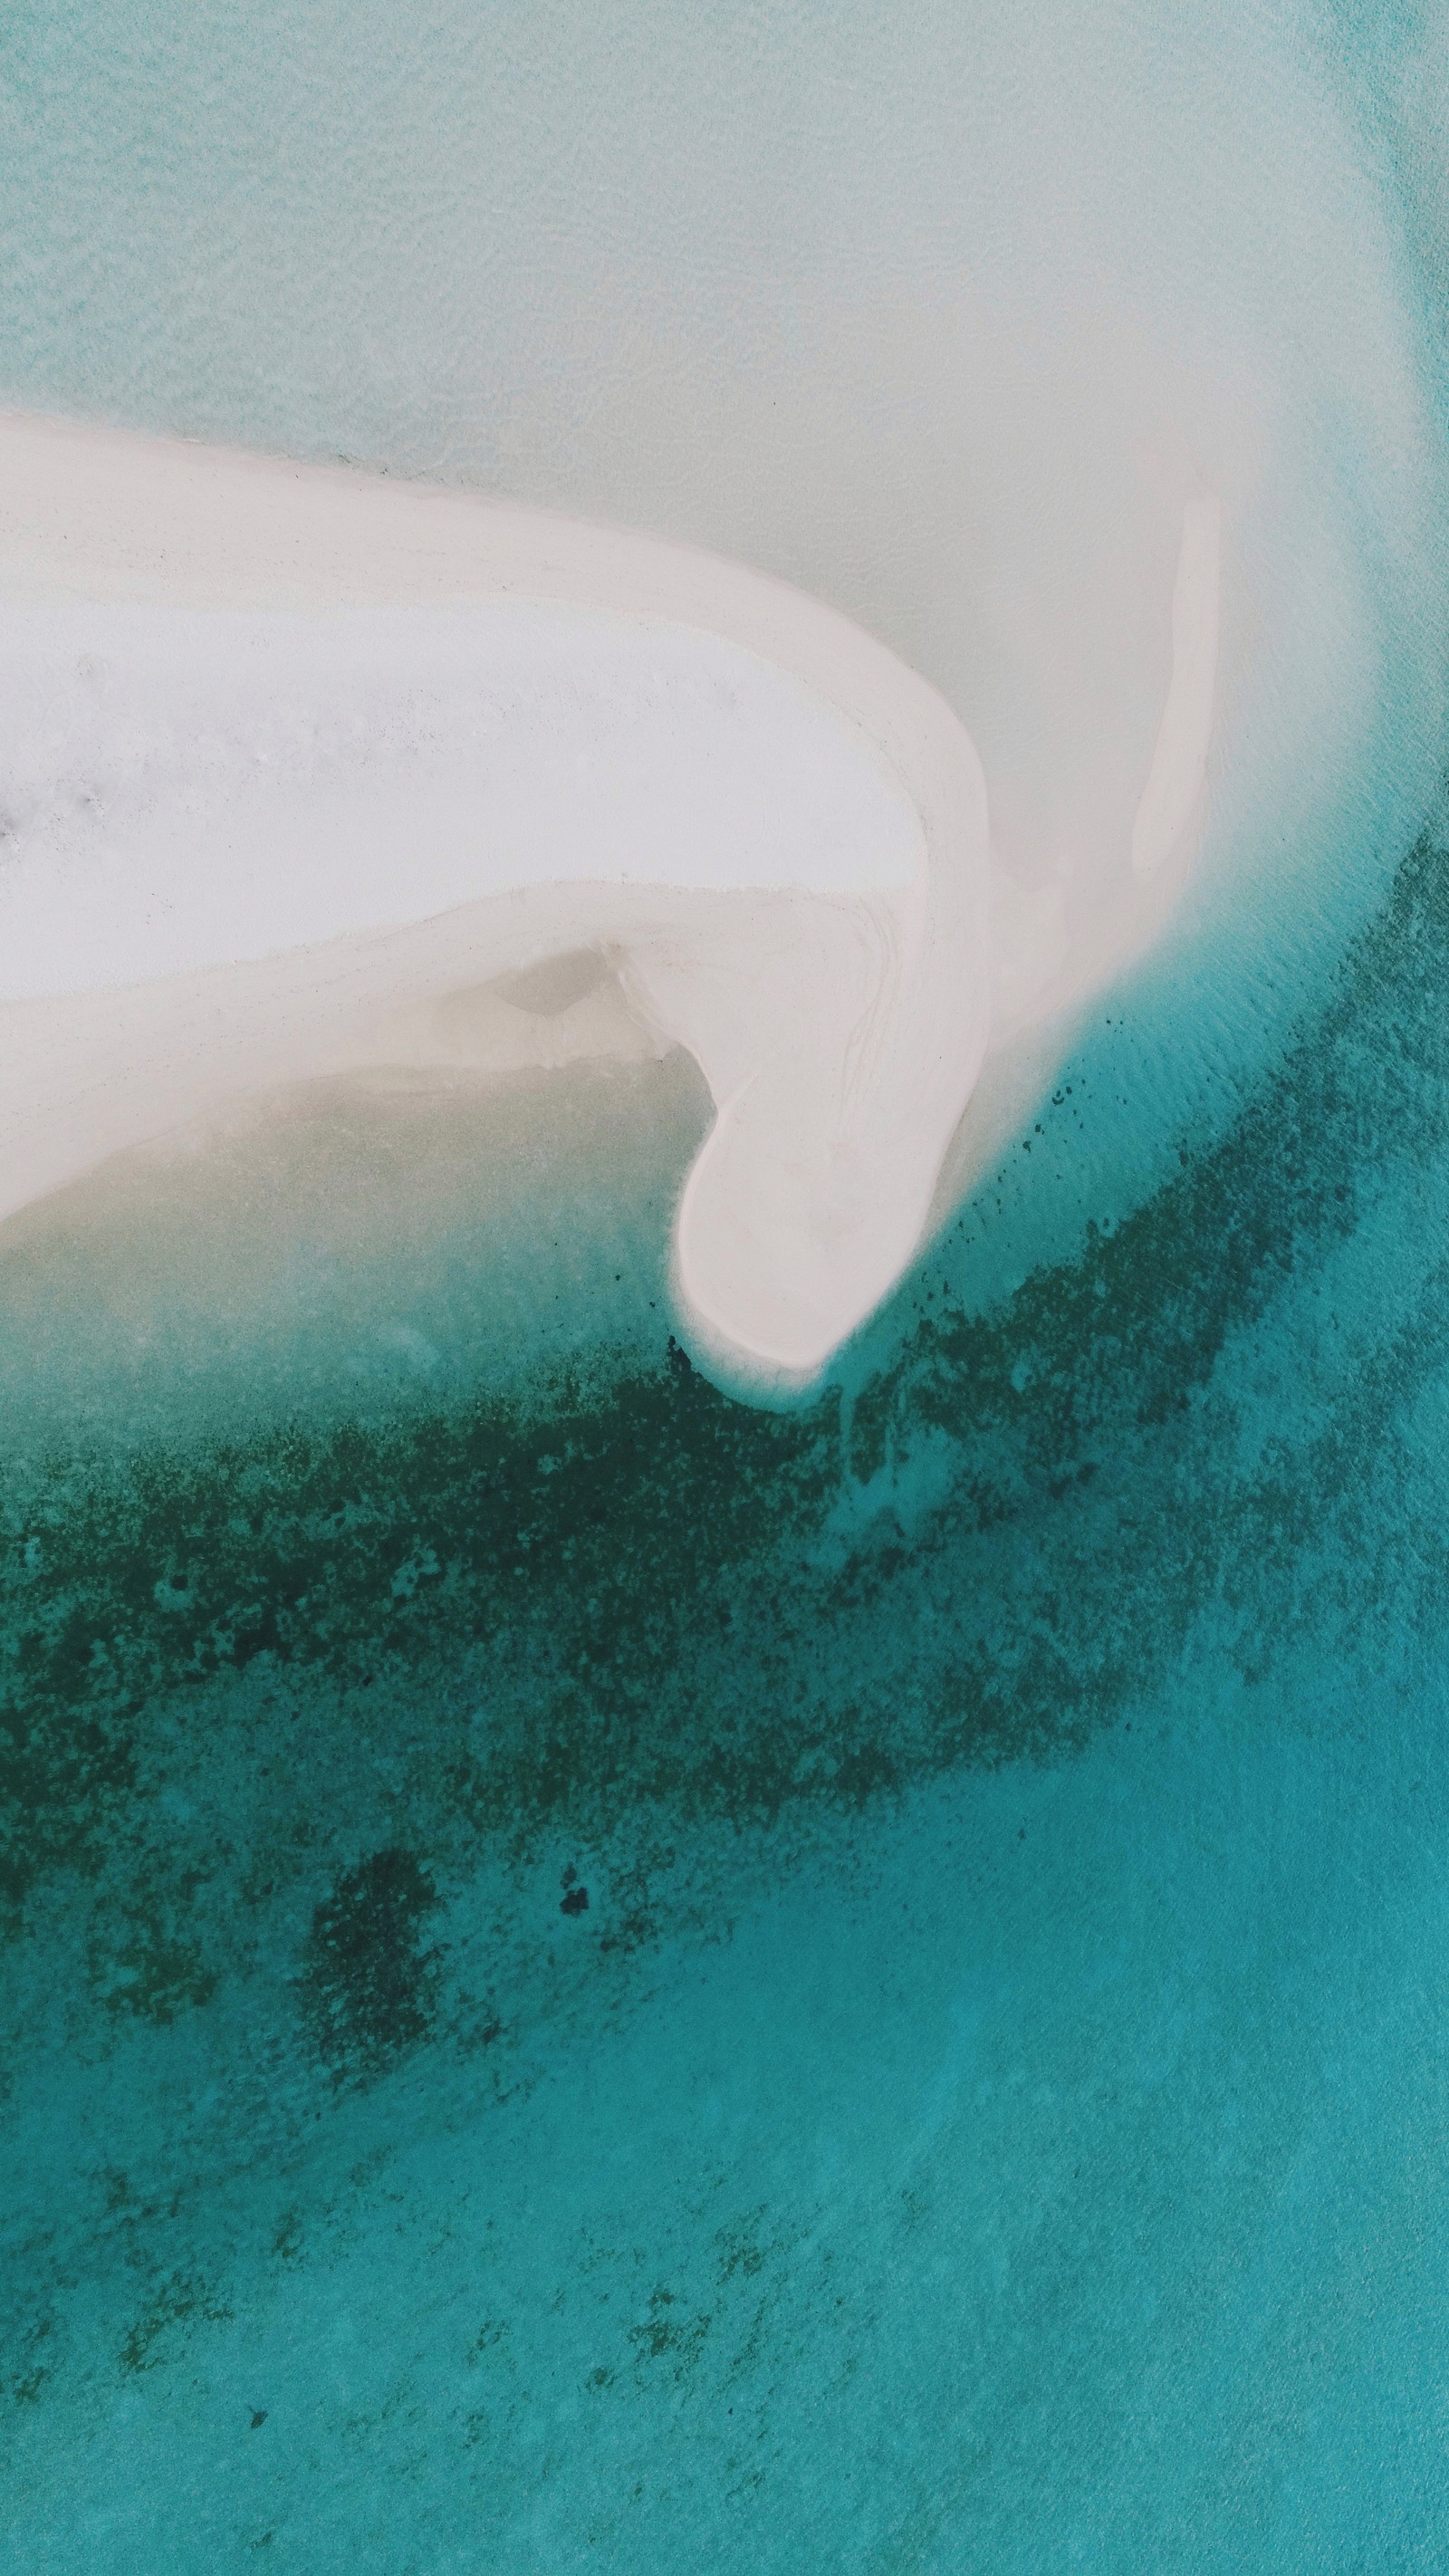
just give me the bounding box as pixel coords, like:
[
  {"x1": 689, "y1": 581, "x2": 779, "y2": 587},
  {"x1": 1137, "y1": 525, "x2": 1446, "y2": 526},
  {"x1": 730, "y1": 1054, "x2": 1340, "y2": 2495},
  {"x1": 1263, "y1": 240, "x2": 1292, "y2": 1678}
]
[{"x1": 302, "y1": 1847, "x2": 441, "y2": 2084}]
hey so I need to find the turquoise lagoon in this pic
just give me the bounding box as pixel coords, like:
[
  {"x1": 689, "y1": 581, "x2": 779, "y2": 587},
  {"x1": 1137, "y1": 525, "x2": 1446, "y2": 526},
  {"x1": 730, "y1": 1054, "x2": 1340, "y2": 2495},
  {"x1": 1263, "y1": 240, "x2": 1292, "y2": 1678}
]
[{"x1": 5, "y1": 2, "x2": 1449, "y2": 2567}]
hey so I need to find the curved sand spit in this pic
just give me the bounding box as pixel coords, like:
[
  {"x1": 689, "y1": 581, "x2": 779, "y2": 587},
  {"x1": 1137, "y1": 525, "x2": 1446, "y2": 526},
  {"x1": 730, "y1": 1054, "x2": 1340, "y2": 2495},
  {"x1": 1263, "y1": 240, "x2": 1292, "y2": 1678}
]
[{"x1": 0, "y1": 413, "x2": 1219, "y2": 1381}]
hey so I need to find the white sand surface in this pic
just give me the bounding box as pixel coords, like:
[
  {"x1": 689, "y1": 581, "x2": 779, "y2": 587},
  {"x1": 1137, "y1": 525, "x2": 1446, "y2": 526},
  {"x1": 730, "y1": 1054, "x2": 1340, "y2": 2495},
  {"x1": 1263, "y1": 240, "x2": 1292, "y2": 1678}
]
[{"x1": 0, "y1": 413, "x2": 1219, "y2": 1381}]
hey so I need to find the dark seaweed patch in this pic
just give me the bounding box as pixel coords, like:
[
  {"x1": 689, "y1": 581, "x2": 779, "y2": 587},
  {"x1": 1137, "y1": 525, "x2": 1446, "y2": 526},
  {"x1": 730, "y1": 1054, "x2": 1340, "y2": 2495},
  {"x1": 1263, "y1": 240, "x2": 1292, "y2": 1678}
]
[
  {"x1": 301, "y1": 1846, "x2": 440, "y2": 2081},
  {"x1": 1, "y1": 821, "x2": 1447, "y2": 1934}
]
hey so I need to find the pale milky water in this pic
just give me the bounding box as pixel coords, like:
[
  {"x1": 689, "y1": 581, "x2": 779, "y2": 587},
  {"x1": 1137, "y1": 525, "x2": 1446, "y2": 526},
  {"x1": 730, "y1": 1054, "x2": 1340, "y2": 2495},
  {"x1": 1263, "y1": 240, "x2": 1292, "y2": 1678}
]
[{"x1": 4, "y1": 3, "x2": 1449, "y2": 2568}]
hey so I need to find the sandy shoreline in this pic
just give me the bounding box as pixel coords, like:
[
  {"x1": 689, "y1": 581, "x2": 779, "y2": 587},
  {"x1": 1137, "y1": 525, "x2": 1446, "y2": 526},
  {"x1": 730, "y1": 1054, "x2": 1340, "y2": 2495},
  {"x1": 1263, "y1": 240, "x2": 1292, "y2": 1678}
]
[
  {"x1": 1, "y1": 411, "x2": 995, "y2": 1384},
  {"x1": 0, "y1": 412, "x2": 1218, "y2": 1383}
]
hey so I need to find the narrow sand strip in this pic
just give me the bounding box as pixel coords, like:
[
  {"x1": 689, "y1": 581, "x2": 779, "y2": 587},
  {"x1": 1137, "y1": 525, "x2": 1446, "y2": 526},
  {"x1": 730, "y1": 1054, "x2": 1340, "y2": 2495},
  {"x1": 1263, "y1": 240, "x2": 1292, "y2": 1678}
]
[{"x1": 1131, "y1": 495, "x2": 1223, "y2": 886}]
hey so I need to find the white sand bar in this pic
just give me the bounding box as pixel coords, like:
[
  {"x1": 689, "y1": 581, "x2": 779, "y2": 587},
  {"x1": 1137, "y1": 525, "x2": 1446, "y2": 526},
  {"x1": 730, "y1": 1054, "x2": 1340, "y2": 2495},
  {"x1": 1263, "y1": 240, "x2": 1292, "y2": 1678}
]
[
  {"x1": 0, "y1": 417, "x2": 1221, "y2": 1379},
  {"x1": 0, "y1": 412, "x2": 997, "y2": 1382}
]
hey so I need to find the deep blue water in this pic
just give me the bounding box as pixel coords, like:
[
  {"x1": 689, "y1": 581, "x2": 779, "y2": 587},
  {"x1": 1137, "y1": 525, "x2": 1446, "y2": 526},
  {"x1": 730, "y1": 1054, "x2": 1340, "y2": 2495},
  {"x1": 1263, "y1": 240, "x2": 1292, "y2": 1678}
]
[{"x1": 6, "y1": 2, "x2": 1449, "y2": 2567}]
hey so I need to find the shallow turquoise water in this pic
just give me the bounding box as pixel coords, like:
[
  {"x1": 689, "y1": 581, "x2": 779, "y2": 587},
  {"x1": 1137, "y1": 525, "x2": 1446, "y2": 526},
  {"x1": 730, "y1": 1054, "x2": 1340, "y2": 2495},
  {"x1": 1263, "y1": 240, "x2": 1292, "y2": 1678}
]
[
  {"x1": 7, "y1": 3, "x2": 1449, "y2": 2567},
  {"x1": 7, "y1": 828, "x2": 1449, "y2": 2565}
]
